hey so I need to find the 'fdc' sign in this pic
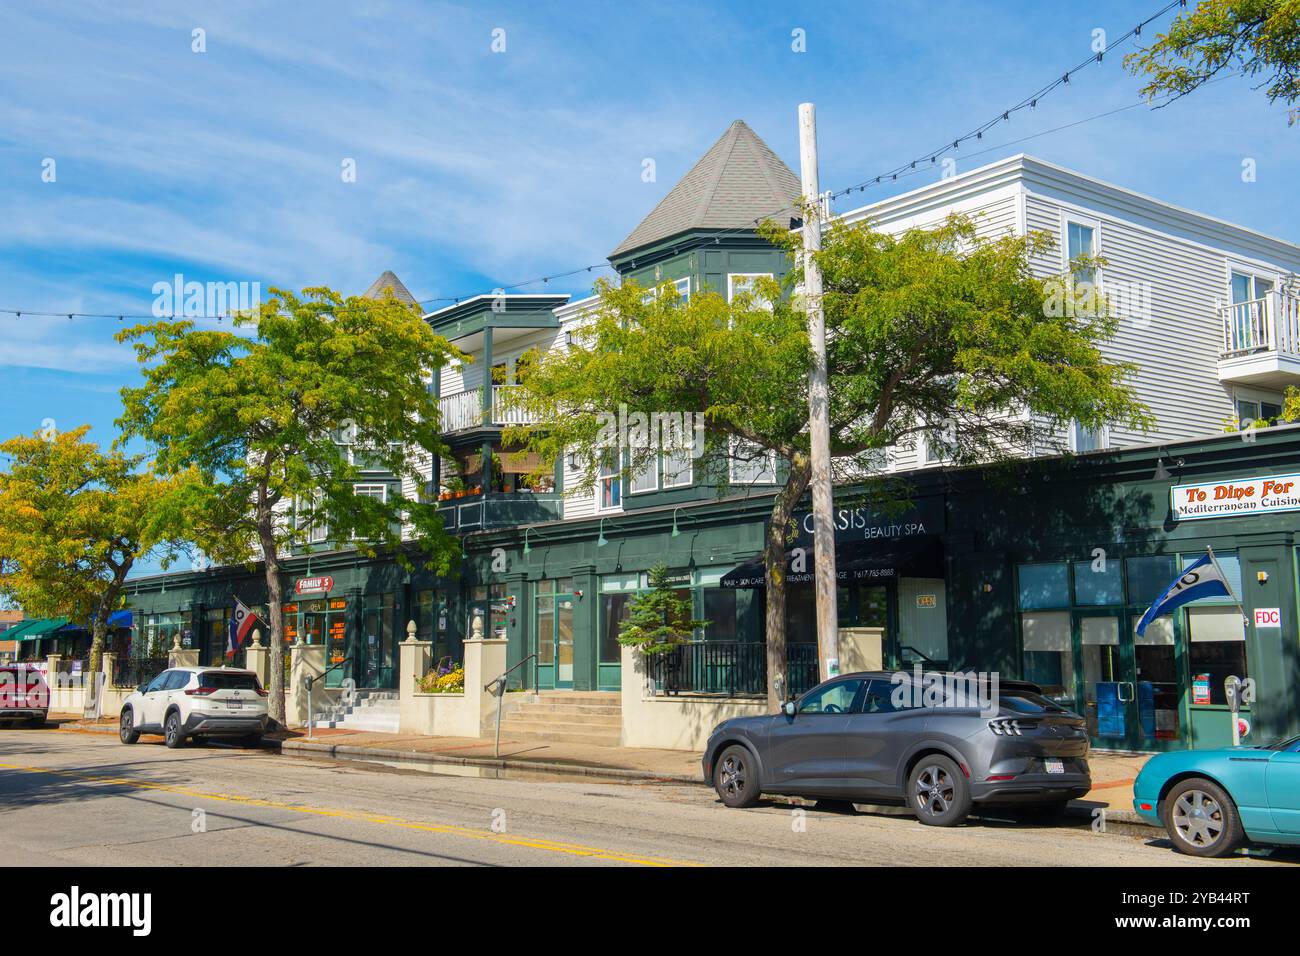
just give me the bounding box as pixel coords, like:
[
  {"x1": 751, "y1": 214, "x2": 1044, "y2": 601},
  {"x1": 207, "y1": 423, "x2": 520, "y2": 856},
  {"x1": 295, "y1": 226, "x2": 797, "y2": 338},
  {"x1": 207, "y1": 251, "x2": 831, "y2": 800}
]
[{"x1": 1254, "y1": 607, "x2": 1281, "y2": 628}]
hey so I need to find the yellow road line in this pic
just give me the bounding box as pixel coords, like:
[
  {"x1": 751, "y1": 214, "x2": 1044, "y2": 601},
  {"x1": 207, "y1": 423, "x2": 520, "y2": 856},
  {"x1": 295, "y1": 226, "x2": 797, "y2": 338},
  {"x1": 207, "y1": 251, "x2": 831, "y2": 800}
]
[{"x1": 0, "y1": 761, "x2": 699, "y2": 867}]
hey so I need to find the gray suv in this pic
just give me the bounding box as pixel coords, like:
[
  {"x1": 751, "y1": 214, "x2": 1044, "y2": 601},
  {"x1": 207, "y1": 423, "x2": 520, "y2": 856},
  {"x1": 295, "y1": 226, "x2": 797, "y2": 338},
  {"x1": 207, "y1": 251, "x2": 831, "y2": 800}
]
[{"x1": 702, "y1": 671, "x2": 1090, "y2": 826}]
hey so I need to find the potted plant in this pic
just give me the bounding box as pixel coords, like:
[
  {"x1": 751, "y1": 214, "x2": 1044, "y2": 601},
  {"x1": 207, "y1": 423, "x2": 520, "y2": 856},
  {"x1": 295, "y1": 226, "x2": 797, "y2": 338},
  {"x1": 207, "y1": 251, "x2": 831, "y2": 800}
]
[{"x1": 445, "y1": 476, "x2": 466, "y2": 499}]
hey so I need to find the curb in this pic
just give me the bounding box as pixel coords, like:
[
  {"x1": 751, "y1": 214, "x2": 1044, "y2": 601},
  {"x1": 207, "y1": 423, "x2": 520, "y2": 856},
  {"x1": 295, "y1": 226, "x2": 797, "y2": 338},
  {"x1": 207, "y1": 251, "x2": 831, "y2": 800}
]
[{"x1": 281, "y1": 739, "x2": 700, "y2": 784}]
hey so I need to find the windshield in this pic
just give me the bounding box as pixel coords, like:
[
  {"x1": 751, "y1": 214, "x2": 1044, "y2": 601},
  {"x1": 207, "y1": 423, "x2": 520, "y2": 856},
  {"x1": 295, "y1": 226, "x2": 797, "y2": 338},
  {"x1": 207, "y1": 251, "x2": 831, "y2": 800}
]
[
  {"x1": 199, "y1": 671, "x2": 261, "y2": 691},
  {"x1": 1260, "y1": 734, "x2": 1300, "y2": 752},
  {"x1": 999, "y1": 690, "x2": 1071, "y2": 714}
]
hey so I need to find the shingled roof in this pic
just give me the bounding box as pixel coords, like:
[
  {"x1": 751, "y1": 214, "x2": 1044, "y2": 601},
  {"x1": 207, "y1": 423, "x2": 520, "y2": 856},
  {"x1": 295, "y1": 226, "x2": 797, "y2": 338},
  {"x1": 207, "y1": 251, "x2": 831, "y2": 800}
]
[
  {"x1": 610, "y1": 120, "x2": 801, "y2": 259},
  {"x1": 362, "y1": 270, "x2": 419, "y2": 307}
]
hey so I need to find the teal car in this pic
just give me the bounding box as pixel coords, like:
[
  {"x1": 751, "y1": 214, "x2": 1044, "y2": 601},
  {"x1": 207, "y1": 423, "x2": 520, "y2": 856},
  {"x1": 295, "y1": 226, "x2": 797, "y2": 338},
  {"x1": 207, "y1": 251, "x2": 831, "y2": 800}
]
[{"x1": 1133, "y1": 733, "x2": 1300, "y2": 857}]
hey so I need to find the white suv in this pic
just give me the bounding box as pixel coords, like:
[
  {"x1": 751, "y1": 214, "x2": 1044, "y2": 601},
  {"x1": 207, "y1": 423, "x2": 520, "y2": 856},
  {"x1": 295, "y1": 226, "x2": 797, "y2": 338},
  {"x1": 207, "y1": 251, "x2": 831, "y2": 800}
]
[{"x1": 120, "y1": 666, "x2": 269, "y2": 748}]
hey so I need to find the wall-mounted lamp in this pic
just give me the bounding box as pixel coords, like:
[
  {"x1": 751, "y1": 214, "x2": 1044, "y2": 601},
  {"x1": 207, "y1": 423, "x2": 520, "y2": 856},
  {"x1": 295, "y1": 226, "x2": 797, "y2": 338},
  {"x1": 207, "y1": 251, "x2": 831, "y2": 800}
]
[
  {"x1": 564, "y1": 331, "x2": 573, "y2": 347},
  {"x1": 671, "y1": 506, "x2": 683, "y2": 538},
  {"x1": 597, "y1": 517, "x2": 608, "y2": 547},
  {"x1": 523, "y1": 527, "x2": 532, "y2": 555},
  {"x1": 1257, "y1": 570, "x2": 1270, "y2": 584},
  {"x1": 982, "y1": 582, "x2": 993, "y2": 593}
]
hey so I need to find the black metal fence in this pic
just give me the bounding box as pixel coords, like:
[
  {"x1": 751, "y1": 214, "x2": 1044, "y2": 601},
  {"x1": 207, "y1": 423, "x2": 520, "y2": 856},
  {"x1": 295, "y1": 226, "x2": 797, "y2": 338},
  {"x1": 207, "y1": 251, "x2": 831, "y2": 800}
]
[
  {"x1": 646, "y1": 641, "x2": 823, "y2": 699},
  {"x1": 112, "y1": 656, "x2": 169, "y2": 689}
]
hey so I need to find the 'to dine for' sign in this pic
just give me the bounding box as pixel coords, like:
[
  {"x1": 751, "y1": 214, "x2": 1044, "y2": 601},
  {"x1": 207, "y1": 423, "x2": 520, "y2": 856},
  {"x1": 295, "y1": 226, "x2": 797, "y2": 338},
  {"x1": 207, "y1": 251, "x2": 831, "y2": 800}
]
[{"x1": 1171, "y1": 473, "x2": 1300, "y2": 521}]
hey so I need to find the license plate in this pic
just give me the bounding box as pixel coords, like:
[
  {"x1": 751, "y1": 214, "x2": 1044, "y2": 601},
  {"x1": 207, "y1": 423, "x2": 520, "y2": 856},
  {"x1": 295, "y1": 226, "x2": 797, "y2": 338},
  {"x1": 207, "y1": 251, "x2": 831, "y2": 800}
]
[
  {"x1": 1044, "y1": 758, "x2": 1064, "y2": 774},
  {"x1": 226, "y1": 700, "x2": 243, "y2": 709}
]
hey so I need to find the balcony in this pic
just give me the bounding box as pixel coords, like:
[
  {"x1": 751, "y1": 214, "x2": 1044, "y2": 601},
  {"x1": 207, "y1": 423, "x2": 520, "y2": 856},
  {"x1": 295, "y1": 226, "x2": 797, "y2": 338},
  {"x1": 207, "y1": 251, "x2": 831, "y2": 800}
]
[
  {"x1": 436, "y1": 385, "x2": 540, "y2": 434},
  {"x1": 1218, "y1": 292, "x2": 1300, "y2": 388},
  {"x1": 437, "y1": 492, "x2": 563, "y2": 531}
]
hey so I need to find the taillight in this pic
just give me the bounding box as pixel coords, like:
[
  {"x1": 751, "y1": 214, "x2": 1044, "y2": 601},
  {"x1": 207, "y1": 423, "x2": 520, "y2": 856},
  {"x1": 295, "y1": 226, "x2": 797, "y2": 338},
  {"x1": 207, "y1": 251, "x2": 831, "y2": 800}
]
[
  {"x1": 986, "y1": 773, "x2": 1017, "y2": 782},
  {"x1": 186, "y1": 687, "x2": 216, "y2": 696},
  {"x1": 988, "y1": 718, "x2": 1039, "y2": 736},
  {"x1": 255, "y1": 688, "x2": 268, "y2": 697}
]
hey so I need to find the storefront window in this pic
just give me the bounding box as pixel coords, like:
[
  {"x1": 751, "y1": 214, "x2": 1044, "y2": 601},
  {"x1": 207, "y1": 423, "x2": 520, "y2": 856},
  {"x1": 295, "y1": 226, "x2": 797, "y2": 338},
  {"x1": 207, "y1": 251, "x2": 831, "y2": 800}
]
[
  {"x1": 599, "y1": 592, "x2": 631, "y2": 662},
  {"x1": 1017, "y1": 563, "x2": 1069, "y2": 609},
  {"x1": 1187, "y1": 606, "x2": 1248, "y2": 706},
  {"x1": 1125, "y1": 555, "x2": 1175, "y2": 605},
  {"x1": 142, "y1": 613, "x2": 183, "y2": 657},
  {"x1": 1021, "y1": 611, "x2": 1073, "y2": 702},
  {"x1": 1072, "y1": 559, "x2": 1123, "y2": 606}
]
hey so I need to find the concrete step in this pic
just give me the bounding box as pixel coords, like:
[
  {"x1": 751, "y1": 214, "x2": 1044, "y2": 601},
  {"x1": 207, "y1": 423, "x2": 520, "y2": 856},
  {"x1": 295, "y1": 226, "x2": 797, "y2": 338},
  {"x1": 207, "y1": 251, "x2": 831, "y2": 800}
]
[
  {"x1": 505, "y1": 709, "x2": 622, "y2": 727},
  {"x1": 527, "y1": 691, "x2": 620, "y2": 701},
  {"x1": 512, "y1": 702, "x2": 623, "y2": 717},
  {"x1": 497, "y1": 723, "x2": 622, "y2": 746}
]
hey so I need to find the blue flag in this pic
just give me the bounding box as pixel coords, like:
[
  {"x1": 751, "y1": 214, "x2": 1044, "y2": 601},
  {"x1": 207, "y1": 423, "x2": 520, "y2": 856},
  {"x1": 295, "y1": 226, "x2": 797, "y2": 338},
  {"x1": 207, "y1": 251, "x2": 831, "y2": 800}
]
[{"x1": 1135, "y1": 552, "x2": 1232, "y2": 636}]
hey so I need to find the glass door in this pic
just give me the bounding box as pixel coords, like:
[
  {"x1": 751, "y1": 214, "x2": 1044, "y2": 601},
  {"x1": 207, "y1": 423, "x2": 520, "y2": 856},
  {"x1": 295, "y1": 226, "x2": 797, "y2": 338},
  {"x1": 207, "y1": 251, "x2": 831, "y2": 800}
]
[
  {"x1": 1074, "y1": 610, "x2": 1132, "y2": 749},
  {"x1": 1072, "y1": 609, "x2": 1178, "y2": 751},
  {"x1": 555, "y1": 593, "x2": 575, "y2": 688},
  {"x1": 361, "y1": 595, "x2": 395, "y2": 688}
]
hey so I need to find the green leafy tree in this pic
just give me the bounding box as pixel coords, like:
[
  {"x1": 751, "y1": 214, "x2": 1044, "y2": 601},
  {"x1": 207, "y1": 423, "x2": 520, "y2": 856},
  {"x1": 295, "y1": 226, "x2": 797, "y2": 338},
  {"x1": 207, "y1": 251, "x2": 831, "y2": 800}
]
[
  {"x1": 1283, "y1": 386, "x2": 1300, "y2": 420},
  {"x1": 504, "y1": 214, "x2": 1150, "y2": 710},
  {"x1": 617, "y1": 564, "x2": 709, "y2": 655},
  {"x1": 1126, "y1": 0, "x2": 1300, "y2": 120},
  {"x1": 116, "y1": 287, "x2": 462, "y2": 723},
  {"x1": 0, "y1": 426, "x2": 193, "y2": 689}
]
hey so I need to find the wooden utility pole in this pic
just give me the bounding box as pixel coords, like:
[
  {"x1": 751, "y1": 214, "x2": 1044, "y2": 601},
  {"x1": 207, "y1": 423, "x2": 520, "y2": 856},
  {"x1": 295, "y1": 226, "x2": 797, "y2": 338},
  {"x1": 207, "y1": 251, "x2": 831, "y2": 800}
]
[{"x1": 798, "y1": 102, "x2": 839, "y2": 681}]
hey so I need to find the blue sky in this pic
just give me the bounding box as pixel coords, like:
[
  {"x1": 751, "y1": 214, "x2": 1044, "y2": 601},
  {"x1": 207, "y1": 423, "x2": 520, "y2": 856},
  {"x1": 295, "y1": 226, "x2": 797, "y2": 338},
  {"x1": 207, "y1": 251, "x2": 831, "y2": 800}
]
[{"x1": 1, "y1": 0, "x2": 1296, "y2": 454}]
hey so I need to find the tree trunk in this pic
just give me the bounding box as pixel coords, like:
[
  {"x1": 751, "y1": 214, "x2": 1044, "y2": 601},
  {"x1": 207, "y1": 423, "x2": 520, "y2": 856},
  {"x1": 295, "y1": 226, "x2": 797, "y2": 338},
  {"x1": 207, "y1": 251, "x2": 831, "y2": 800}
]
[
  {"x1": 87, "y1": 611, "x2": 108, "y2": 712},
  {"x1": 259, "y1": 517, "x2": 287, "y2": 725},
  {"x1": 765, "y1": 454, "x2": 811, "y2": 713}
]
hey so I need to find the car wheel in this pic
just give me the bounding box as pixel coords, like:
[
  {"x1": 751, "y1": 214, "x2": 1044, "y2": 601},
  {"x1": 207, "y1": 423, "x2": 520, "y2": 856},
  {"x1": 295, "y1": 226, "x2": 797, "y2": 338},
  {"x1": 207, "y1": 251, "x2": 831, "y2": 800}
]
[
  {"x1": 1164, "y1": 777, "x2": 1243, "y2": 858},
  {"x1": 163, "y1": 711, "x2": 185, "y2": 749},
  {"x1": 713, "y1": 744, "x2": 760, "y2": 808},
  {"x1": 908, "y1": 755, "x2": 972, "y2": 827},
  {"x1": 119, "y1": 708, "x2": 140, "y2": 744}
]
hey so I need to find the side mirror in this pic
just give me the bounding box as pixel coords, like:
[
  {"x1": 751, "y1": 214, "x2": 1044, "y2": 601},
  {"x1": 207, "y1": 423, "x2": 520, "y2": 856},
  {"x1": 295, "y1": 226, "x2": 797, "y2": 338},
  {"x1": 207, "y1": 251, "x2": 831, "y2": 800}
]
[{"x1": 783, "y1": 700, "x2": 796, "y2": 717}]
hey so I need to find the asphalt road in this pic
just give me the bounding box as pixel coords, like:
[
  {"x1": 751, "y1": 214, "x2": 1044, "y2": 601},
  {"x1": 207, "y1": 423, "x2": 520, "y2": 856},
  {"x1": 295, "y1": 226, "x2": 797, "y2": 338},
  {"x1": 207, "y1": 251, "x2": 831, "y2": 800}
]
[{"x1": 2, "y1": 727, "x2": 1295, "y2": 868}]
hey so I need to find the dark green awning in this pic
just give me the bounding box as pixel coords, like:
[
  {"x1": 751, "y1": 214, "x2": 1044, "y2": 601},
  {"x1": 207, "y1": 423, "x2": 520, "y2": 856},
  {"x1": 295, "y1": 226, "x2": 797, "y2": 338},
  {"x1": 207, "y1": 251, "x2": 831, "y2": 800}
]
[{"x1": 12, "y1": 617, "x2": 70, "y2": 641}]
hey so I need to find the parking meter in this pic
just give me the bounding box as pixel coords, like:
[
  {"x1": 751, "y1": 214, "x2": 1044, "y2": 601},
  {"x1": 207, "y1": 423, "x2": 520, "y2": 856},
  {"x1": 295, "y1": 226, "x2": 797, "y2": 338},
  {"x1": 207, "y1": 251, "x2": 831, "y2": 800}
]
[{"x1": 1225, "y1": 676, "x2": 1242, "y2": 746}]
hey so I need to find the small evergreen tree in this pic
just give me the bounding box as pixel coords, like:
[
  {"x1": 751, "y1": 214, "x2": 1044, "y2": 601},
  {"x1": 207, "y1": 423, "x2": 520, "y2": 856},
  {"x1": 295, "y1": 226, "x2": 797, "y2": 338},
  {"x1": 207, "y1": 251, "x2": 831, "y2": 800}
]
[{"x1": 618, "y1": 564, "x2": 709, "y2": 655}]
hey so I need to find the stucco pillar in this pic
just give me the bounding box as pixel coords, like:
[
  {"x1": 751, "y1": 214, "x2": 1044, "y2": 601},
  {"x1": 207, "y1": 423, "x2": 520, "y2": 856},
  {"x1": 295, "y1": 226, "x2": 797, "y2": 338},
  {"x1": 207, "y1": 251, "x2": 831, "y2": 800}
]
[
  {"x1": 463, "y1": 618, "x2": 508, "y2": 736},
  {"x1": 289, "y1": 640, "x2": 326, "y2": 728},
  {"x1": 399, "y1": 621, "x2": 431, "y2": 734},
  {"x1": 243, "y1": 629, "x2": 271, "y2": 687},
  {"x1": 169, "y1": 634, "x2": 199, "y2": 669}
]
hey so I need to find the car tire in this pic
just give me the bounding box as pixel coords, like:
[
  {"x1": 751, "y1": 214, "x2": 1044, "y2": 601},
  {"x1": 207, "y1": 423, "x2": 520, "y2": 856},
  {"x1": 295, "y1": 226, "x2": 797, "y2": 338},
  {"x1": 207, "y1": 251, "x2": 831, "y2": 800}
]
[
  {"x1": 1163, "y1": 777, "x2": 1244, "y2": 858},
  {"x1": 119, "y1": 708, "x2": 140, "y2": 745},
  {"x1": 713, "y1": 744, "x2": 761, "y2": 808},
  {"x1": 908, "y1": 755, "x2": 972, "y2": 827},
  {"x1": 163, "y1": 711, "x2": 185, "y2": 749}
]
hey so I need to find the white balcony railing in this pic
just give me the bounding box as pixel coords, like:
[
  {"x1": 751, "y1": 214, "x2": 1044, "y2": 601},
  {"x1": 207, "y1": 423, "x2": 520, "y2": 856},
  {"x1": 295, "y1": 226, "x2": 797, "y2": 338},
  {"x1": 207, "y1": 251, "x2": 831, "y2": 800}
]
[
  {"x1": 490, "y1": 384, "x2": 537, "y2": 426},
  {"x1": 437, "y1": 390, "x2": 483, "y2": 433},
  {"x1": 1220, "y1": 292, "x2": 1300, "y2": 357},
  {"x1": 436, "y1": 386, "x2": 541, "y2": 433}
]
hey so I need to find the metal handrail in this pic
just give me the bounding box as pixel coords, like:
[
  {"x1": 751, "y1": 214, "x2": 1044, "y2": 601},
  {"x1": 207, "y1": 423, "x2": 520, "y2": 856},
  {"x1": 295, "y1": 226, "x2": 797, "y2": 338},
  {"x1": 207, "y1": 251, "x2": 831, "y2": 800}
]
[
  {"x1": 304, "y1": 659, "x2": 349, "y2": 740},
  {"x1": 484, "y1": 652, "x2": 537, "y2": 693},
  {"x1": 487, "y1": 653, "x2": 538, "y2": 757}
]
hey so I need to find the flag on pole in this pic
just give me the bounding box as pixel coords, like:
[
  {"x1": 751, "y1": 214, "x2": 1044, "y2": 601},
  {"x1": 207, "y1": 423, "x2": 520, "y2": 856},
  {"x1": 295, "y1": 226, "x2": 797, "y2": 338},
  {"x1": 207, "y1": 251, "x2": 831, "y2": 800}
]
[
  {"x1": 1135, "y1": 549, "x2": 1240, "y2": 637},
  {"x1": 227, "y1": 596, "x2": 258, "y2": 658}
]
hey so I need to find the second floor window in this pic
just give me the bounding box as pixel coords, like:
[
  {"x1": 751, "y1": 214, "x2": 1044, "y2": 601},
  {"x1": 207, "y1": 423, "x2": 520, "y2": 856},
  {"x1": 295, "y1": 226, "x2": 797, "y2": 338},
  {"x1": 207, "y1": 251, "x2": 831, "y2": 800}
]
[
  {"x1": 597, "y1": 453, "x2": 621, "y2": 510},
  {"x1": 1067, "y1": 221, "x2": 1096, "y2": 287},
  {"x1": 730, "y1": 438, "x2": 777, "y2": 484}
]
